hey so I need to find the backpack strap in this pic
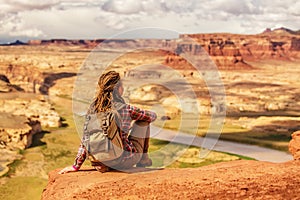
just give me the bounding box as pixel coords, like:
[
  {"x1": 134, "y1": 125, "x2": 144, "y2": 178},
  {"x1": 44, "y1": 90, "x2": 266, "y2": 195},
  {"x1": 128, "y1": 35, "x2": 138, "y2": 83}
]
[{"x1": 82, "y1": 114, "x2": 91, "y2": 152}]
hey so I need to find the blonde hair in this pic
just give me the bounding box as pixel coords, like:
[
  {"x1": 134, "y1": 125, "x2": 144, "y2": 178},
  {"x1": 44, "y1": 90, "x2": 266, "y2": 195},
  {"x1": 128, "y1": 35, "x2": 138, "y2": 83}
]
[{"x1": 88, "y1": 71, "x2": 124, "y2": 113}]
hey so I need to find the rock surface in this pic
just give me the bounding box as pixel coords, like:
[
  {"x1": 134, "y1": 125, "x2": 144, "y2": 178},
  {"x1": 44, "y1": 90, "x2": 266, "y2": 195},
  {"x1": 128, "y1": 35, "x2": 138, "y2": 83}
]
[
  {"x1": 289, "y1": 131, "x2": 300, "y2": 160},
  {"x1": 0, "y1": 92, "x2": 61, "y2": 168},
  {"x1": 234, "y1": 117, "x2": 300, "y2": 134},
  {"x1": 0, "y1": 149, "x2": 22, "y2": 176},
  {"x1": 0, "y1": 113, "x2": 41, "y2": 150},
  {"x1": 0, "y1": 94, "x2": 61, "y2": 128},
  {"x1": 42, "y1": 160, "x2": 300, "y2": 200}
]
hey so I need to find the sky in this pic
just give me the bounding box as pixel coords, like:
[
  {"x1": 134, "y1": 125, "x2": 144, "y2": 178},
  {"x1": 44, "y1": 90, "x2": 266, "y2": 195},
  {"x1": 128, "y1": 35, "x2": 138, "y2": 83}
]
[{"x1": 0, "y1": 0, "x2": 299, "y2": 43}]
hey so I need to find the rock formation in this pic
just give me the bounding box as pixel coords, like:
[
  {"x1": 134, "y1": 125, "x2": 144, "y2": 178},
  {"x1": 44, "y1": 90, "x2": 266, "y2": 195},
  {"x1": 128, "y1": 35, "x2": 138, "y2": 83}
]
[
  {"x1": 0, "y1": 96, "x2": 61, "y2": 128},
  {"x1": 0, "y1": 92, "x2": 61, "y2": 167},
  {"x1": 289, "y1": 131, "x2": 300, "y2": 160},
  {"x1": 0, "y1": 110, "x2": 43, "y2": 177},
  {"x1": 164, "y1": 37, "x2": 253, "y2": 70},
  {"x1": 175, "y1": 28, "x2": 300, "y2": 70},
  {"x1": 184, "y1": 29, "x2": 300, "y2": 61},
  {"x1": 28, "y1": 39, "x2": 105, "y2": 48},
  {"x1": 0, "y1": 113, "x2": 41, "y2": 150},
  {"x1": 2, "y1": 64, "x2": 43, "y2": 93},
  {"x1": 0, "y1": 74, "x2": 25, "y2": 93}
]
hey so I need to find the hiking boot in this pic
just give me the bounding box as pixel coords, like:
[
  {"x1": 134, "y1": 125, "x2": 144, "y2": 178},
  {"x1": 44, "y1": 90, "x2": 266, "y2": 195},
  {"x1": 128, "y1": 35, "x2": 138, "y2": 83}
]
[
  {"x1": 91, "y1": 161, "x2": 110, "y2": 173},
  {"x1": 136, "y1": 154, "x2": 152, "y2": 167},
  {"x1": 94, "y1": 165, "x2": 110, "y2": 173}
]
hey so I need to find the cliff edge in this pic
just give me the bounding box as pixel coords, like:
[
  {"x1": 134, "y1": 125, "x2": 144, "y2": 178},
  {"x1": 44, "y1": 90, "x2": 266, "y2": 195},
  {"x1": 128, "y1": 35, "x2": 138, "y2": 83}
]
[{"x1": 42, "y1": 160, "x2": 300, "y2": 200}]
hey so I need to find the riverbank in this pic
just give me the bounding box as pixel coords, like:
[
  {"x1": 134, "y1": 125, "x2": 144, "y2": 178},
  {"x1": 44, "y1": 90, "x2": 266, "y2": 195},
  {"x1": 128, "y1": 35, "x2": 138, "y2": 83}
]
[{"x1": 0, "y1": 150, "x2": 23, "y2": 177}]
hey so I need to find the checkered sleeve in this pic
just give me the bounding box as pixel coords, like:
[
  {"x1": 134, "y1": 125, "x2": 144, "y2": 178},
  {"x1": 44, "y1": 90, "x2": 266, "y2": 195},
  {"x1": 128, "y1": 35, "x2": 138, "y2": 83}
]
[
  {"x1": 73, "y1": 143, "x2": 87, "y2": 170},
  {"x1": 128, "y1": 105, "x2": 157, "y2": 122}
]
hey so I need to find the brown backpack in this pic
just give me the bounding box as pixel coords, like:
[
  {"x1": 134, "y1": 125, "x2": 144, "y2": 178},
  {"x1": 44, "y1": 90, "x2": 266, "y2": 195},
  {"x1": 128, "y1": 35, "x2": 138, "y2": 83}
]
[{"x1": 82, "y1": 105, "x2": 124, "y2": 169}]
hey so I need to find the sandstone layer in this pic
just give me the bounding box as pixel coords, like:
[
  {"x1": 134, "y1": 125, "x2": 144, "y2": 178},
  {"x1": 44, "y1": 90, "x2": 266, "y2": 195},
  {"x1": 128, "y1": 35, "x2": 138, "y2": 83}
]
[
  {"x1": 0, "y1": 113, "x2": 41, "y2": 150},
  {"x1": 289, "y1": 131, "x2": 300, "y2": 160},
  {"x1": 0, "y1": 94, "x2": 61, "y2": 128},
  {"x1": 169, "y1": 27, "x2": 300, "y2": 70},
  {"x1": 183, "y1": 28, "x2": 300, "y2": 61}
]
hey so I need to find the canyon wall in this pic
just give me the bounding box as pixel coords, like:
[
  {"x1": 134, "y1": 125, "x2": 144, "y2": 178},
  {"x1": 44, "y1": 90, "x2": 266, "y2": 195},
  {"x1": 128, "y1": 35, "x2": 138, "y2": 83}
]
[
  {"x1": 17, "y1": 28, "x2": 299, "y2": 71},
  {"x1": 179, "y1": 28, "x2": 300, "y2": 69}
]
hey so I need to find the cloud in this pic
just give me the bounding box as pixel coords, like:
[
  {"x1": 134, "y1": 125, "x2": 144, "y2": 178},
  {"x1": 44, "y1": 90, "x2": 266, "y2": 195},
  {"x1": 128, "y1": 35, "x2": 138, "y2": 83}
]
[
  {"x1": 101, "y1": 0, "x2": 198, "y2": 15},
  {"x1": 289, "y1": 2, "x2": 300, "y2": 16},
  {"x1": 102, "y1": 0, "x2": 143, "y2": 14},
  {"x1": 9, "y1": 28, "x2": 44, "y2": 37},
  {"x1": 0, "y1": 0, "x2": 59, "y2": 13},
  {"x1": 99, "y1": 0, "x2": 201, "y2": 31},
  {"x1": 0, "y1": 0, "x2": 61, "y2": 38},
  {"x1": 163, "y1": 0, "x2": 196, "y2": 13},
  {"x1": 0, "y1": 14, "x2": 45, "y2": 37},
  {"x1": 259, "y1": 1, "x2": 298, "y2": 17},
  {"x1": 209, "y1": 0, "x2": 261, "y2": 15},
  {"x1": 0, "y1": 0, "x2": 299, "y2": 42}
]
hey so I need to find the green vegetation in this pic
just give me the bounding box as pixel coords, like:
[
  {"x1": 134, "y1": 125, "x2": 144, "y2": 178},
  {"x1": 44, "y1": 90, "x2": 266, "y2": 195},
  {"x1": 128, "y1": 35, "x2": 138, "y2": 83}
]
[
  {"x1": 219, "y1": 132, "x2": 290, "y2": 152},
  {"x1": 219, "y1": 119, "x2": 292, "y2": 151},
  {"x1": 1, "y1": 159, "x2": 22, "y2": 178},
  {"x1": 0, "y1": 177, "x2": 47, "y2": 200}
]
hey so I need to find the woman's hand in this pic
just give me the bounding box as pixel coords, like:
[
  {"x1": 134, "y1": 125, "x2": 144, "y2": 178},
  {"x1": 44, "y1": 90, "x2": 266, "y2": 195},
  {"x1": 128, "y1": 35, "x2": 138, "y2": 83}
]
[{"x1": 59, "y1": 166, "x2": 77, "y2": 174}]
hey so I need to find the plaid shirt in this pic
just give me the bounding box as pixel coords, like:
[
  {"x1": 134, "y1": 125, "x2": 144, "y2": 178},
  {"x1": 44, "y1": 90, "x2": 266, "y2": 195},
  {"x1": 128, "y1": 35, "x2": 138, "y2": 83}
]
[{"x1": 73, "y1": 104, "x2": 157, "y2": 170}]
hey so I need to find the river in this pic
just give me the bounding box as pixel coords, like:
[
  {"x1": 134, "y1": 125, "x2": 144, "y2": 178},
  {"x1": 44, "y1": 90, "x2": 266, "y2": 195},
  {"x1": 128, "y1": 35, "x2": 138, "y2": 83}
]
[{"x1": 150, "y1": 125, "x2": 293, "y2": 163}]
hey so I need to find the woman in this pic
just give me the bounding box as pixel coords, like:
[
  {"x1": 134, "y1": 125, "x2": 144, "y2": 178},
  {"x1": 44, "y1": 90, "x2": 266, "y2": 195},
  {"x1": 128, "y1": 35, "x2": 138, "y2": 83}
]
[{"x1": 59, "y1": 71, "x2": 157, "y2": 174}]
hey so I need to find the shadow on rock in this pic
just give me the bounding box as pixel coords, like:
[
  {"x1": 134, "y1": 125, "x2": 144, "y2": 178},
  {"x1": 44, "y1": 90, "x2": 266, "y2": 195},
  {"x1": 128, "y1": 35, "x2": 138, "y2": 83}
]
[
  {"x1": 30, "y1": 130, "x2": 50, "y2": 147},
  {"x1": 39, "y1": 72, "x2": 77, "y2": 95}
]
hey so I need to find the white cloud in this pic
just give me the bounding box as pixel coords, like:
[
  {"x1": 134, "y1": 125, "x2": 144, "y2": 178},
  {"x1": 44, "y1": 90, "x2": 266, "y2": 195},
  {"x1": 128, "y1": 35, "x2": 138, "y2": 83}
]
[
  {"x1": 96, "y1": 12, "x2": 139, "y2": 30},
  {"x1": 0, "y1": 0, "x2": 60, "y2": 38},
  {"x1": 259, "y1": 0, "x2": 300, "y2": 18},
  {"x1": 163, "y1": 0, "x2": 196, "y2": 13},
  {"x1": 0, "y1": 0, "x2": 59, "y2": 13},
  {"x1": 289, "y1": 2, "x2": 300, "y2": 16},
  {"x1": 9, "y1": 28, "x2": 44, "y2": 37},
  {"x1": 140, "y1": 0, "x2": 166, "y2": 14},
  {"x1": 210, "y1": 0, "x2": 261, "y2": 15},
  {"x1": 101, "y1": 0, "x2": 197, "y2": 15},
  {"x1": 0, "y1": 0, "x2": 299, "y2": 42},
  {"x1": 102, "y1": 0, "x2": 143, "y2": 14},
  {"x1": 0, "y1": 14, "x2": 44, "y2": 37}
]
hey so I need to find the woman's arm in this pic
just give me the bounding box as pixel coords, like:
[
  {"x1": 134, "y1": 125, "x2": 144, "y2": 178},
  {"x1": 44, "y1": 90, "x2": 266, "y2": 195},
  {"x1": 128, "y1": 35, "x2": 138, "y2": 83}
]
[
  {"x1": 128, "y1": 105, "x2": 157, "y2": 122},
  {"x1": 59, "y1": 143, "x2": 87, "y2": 174},
  {"x1": 73, "y1": 143, "x2": 87, "y2": 170}
]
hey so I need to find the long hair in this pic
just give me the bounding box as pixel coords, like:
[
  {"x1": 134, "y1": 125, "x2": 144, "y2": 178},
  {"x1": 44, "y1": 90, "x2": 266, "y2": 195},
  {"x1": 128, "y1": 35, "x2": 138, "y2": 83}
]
[{"x1": 88, "y1": 71, "x2": 125, "y2": 114}]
